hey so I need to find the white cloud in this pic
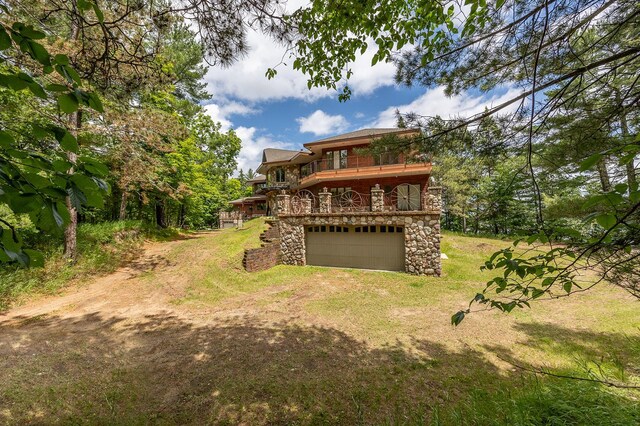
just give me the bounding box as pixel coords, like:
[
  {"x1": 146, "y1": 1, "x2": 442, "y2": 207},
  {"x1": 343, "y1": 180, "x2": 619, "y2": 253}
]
[
  {"x1": 372, "y1": 86, "x2": 522, "y2": 127},
  {"x1": 204, "y1": 23, "x2": 398, "y2": 102},
  {"x1": 297, "y1": 110, "x2": 349, "y2": 136},
  {"x1": 202, "y1": 101, "x2": 258, "y2": 132},
  {"x1": 234, "y1": 126, "x2": 296, "y2": 172}
]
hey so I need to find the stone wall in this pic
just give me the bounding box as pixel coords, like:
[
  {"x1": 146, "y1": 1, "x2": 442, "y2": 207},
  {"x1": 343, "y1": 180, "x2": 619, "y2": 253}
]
[
  {"x1": 266, "y1": 164, "x2": 300, "y2": 187},
  {"x1": 404, "y1": 217, "x2": 441, "y2": 276},
  {"x1": 242, "y1": 219, "x2": 281, "y2": 272},
  {"x1": 279, "y1": 219, "x2": 305, "y2": 266},
  {"x1": 278, "y1": 212, "x2": 441, "y2": 276}
]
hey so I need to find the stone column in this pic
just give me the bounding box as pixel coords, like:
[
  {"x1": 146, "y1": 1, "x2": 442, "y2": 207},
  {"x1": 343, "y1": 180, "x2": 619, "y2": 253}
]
[
  {"x1": 279, "y1": 219, "x2": 306, "y2": 266},
  {"x1": 404, "y1": 216, "x2": 441, "y2": 276},
  {"x1": 276, "y1": 190, "x2": 290, "y2": 216},
  {"x1": 424, "y1": 186, "x2": 442, "y2": 212},
  {"x1": 301, "y1": 197, "x2": 312, "y2": 214},
  {"x1": 370, "y1": 184, "x2": 385, "y2": 212},
  {"x1": 319, "y1": 187, "x2": 331, "y2": 213}
]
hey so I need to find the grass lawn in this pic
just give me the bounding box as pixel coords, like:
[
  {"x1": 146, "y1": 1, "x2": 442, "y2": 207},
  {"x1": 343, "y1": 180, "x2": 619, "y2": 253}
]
[{"x1": 0, "y1": 217, "x2": 638, "y2": 425}]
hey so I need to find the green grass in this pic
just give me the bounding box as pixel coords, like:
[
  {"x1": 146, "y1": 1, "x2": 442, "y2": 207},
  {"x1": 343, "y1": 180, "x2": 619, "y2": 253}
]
[
  {"x1": 0, "y1": 220, "x2": 178, "y2": 311},
  {"x1": 1, "y1": 217, "x2": 638, "y2": 425}
]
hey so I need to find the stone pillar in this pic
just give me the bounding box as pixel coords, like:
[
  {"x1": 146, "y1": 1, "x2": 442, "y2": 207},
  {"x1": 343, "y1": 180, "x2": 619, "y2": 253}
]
[
  {"x1": 424, "y1": 186, "x2": 442, "y2": 212},
  {"x1": 301, "y1": 197, "x2": 312, "y2": 214},
  {"x1": 279, "y1": 219, "x2": 306, "y2": 266},
  {"x1": 276, "y1": 190, "x2": 290, "y2": 216},
  {"x1": 370, "y1": 184, "x2": 385, "y2": 212},
  {"x1": 319, "y1": 187, "x2": 331, "y2": 213},
  {"x1": 404, "y1": 215, "x2": 441, "y2": 276}
]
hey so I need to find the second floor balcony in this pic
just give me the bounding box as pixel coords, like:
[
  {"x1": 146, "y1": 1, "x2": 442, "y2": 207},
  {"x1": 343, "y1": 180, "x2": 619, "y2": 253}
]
[{"x1": 298, "y1": 154, "x2": 431, "y2": 188}]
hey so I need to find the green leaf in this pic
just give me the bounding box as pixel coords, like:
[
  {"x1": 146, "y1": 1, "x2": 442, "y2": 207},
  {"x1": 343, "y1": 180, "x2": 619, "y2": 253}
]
[
  {"x1": 45, "y1": 83, "x2": 69, "y2": 92},
  {"x1": 579, "y1": 153, "x2": 602, "y2": 171},
  {"x1": 0, "y1": 130, "x2": 15, "y2": 148},
  {"x1": 53, "y1": 128, "x2": 79, "y2": 153},
  {"x1": 0, "y1": 26, "x2": 11, "y2": 50},
  {"x1": 24, "y1": 249, "x2": 44, "y2": 267},
  {"x1": 79, "y1": 156, "x2": 108, "y2": 177},
  {"x1": 23, "y1": 173, "x2": 51, "y2": 189},
  {"x1": 28, "y1": 82, "x2": 47, "y2": 99},
  {"x1": 86, "y1": 92, "x2": 104, "y2": 112},
  {"x1": 52, "y1": 159, "x2": 73, "y2": 173},
  {"x1": 595, "y1": 213, "x2": 616, "y2": 229},
  {"x1": 451, "y1": 310, "x2": 465, "y2": 326},
  {"x1": 19, "y1": 25, "x2": 46, "y2": 40},
  {"x1": 54, "y1": 54, "x2": 69, "y2": 65},
  {"x1": 57, "y1": 93, "x2": 79, "y2": 113},
  {"x1": 92, "y1": 4, "x2": 105, "y2": 23},
  {"x1": 614, "y1": 183, "x2": 628, "y2": 194}
]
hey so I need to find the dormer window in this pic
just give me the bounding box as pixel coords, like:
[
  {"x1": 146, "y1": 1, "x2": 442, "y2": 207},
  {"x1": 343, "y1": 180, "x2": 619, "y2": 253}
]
[{"x1": 275, "y1": 167, "x2": 286, "y2": 183}]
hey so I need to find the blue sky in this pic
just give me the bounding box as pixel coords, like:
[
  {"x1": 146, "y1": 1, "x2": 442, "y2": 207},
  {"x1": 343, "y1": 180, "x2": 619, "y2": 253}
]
[{"x1": 201, "y1": 10, "x2": 520, "y2": 173}]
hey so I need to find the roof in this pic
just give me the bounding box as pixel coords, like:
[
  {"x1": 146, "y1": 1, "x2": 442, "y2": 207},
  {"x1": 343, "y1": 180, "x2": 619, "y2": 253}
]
[
  {"x1": 246, "y1": 174, "x2": 266, "y2": 183},
  {"x1": 304, "y1": 128, "x2": 419, "y2": 147},
  {"x1": 229, "y1": 195, "x2": 267, "y2": 204},
  {"x1": 262, "y1": 148, "x2": 308, "y2": 164}
]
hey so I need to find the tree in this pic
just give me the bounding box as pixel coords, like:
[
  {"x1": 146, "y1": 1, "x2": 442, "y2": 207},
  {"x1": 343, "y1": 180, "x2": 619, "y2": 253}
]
[{"x1": 0, "y1": 13, "x2": 108, "y2": 265}]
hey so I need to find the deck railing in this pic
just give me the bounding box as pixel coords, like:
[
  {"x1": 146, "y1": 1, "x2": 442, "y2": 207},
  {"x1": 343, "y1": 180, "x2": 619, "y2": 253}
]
[
  {"x1": 300, "y1": 154, "x2": 409, "y2": 178},
  {"x1": 278, "y1": 185, "x2": 442, "y2": 215}
]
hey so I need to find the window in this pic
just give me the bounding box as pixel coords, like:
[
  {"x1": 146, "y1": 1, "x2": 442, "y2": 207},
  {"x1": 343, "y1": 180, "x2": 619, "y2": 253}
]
[
  {"x1": 274, "y1": 167, "x2": 285, "y2": 183},
  {"x1": 330, "y1": 187, "x2": 351, "y2": 196},
  {"x1": 326, "y1": 149, "x2": 348, "y2": 170}
]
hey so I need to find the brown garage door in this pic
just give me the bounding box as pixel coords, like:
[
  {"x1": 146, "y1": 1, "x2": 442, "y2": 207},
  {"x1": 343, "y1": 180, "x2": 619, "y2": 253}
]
[{"x1": 305, "y1": 225, "x2": 405, "y2": 271}]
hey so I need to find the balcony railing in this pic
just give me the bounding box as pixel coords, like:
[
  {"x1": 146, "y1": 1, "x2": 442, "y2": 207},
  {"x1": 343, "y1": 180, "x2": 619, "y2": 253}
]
[
  {"x1": 278, "y1": 185, "x2": 442, "y2": 215},
  {"x1": 300, "y1": 154, "x2": 407, "y2": 178}
]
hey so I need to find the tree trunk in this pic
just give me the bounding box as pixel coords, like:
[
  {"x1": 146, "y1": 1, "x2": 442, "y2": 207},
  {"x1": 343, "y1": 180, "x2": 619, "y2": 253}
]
[
  {"x1": 462, "y1": 210, "x2": 467, "y2": 234},
  {"x1": 119, "y1": 191, "x2": 128, "y2": 220},
  {"x1": 619, "y1": 102, "x2": 637, "y2": 191},
  {"x1": 178, "y1": 203, "x2": 185, "y2": 227},
  {"x1": 63, "y1": 110, "x2": 81, "y2": 260},
  {"x1": 596, "y1": 157, "x2": 612, "y2": 192},
  {"x1": 63, "y1": 10, "x2": 81, "y2": 261},
  {"x1": 155, "y1": 197, "x2": 167, "y2": 228}
]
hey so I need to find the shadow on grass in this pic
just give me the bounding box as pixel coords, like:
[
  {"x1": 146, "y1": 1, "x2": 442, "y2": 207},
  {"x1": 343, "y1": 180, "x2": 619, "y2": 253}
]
[{"x1": 0, "y1": 314, "x2": 637, "y2": 425}]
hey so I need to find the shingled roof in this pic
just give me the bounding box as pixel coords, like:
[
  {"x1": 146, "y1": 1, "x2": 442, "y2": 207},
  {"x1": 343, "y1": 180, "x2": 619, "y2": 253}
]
[
  {"x1": 246, "y1": 174, "x2": 266, "y2": 183},
  {"x1": 305, "y1": 128, "x2": 418, "y2": 145},
  {"x1": 262, "y1": 148, "x2": 308, "y2": 164}
]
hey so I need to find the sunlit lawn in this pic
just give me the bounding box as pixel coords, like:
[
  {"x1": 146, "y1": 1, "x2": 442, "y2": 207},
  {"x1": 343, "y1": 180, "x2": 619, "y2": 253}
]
[{"x1": 0, "y1": 217, "x2": 638, "y2": 425}]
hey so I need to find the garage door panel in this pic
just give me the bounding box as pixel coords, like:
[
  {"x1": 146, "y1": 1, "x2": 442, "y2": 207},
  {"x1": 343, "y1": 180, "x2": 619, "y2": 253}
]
[{"x1": 306, "y1": 226, "x2": 404, "y2": 271}]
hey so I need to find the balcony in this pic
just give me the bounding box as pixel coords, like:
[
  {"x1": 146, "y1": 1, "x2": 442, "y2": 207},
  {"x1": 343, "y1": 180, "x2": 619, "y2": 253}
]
[
  {"x1": 278, "y1": 185, "x2": 443, "y2": 215},
  {"x1": 299, "y1": 155, "x2": 431, "y2": 188}
]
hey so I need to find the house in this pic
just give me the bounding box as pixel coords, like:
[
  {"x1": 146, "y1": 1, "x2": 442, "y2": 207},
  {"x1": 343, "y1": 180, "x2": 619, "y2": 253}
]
[
  {"x1": 235, "y1": 128, "x2": 442, "y2": 276},
  {"x1": 220, "y1": 175, "x2": 267, "y2": 228}
]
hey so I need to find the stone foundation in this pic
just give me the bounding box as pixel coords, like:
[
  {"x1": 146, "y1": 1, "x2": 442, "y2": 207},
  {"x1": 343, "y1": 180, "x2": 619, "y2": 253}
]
[{"x1": 278, "y1": 212, "x2": 441, "y2": 276}]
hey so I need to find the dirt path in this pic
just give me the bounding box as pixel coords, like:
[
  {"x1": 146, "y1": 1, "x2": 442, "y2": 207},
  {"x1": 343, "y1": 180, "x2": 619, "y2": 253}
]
[{"x1": 0, "y1": 235, "x2": 204, "y2": 325}]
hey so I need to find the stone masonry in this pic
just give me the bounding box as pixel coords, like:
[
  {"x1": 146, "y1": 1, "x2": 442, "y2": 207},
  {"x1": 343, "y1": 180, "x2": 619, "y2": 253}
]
[
  {"x1": 278, "y1": 211, "x2": 441, "y2": 276},
  {"x1": 272, "y1": 184, "x2": 442, "y2": 276}
]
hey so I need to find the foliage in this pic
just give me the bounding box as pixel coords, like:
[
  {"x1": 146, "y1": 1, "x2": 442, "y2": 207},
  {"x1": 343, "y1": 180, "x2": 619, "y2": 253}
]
[
  {"x1": 0, "y1": 13, "x2": 108, "y2": 265},
  {"x1": 286, "y1": 0, "x2": 495, "y2": 100}
]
